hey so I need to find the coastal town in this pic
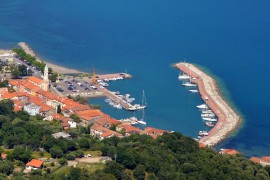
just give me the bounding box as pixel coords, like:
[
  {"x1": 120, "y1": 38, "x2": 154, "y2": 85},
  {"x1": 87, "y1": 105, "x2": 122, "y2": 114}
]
[
  {"x1": 0, "y1": 43, "x2": 268, "y2": 178},
  {"x1": 0, "y1": 44, "x2": 168, "y2": 175}
]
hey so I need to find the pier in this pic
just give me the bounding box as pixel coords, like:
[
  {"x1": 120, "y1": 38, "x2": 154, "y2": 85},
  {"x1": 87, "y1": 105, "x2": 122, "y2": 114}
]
[
  {"x1": 175, "y1": 62, "x2": 241, "y2": 147},
  {"x1": 97, "y1": 85, "x2": 134, "y2": 110}
]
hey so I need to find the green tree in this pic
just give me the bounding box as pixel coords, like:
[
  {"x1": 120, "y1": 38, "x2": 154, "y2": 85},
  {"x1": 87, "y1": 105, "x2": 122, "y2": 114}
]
[
  {"x1": 70, "y1": 114, "x2": 81, "y2": 123},
  {"x1": 78, "y1": 138, "x2": 90, "y2": 149},
  {"x1": 68, "y1": 167, "x2": 81, "y2": 180},
  {"x1": 12, "y1": 146, "x2": 32, "y2": 163},
  {"x1": 104, "y1": 161, "x2": 124, "y2": 179},
  {"x1": 133, "y1": 165, "x2": 145, "y2": 180},
  {"x1": 0, "y1": 160, "x2": 14, "y2": 175},
  {"x1": 49, "y1": 145, "x2": 63, "y2": 158}
]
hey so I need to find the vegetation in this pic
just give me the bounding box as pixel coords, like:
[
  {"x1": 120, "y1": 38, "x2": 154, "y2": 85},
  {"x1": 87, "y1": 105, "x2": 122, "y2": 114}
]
[
  {"x1": 0, "y1": 99, "x2": 269, "y2": 179},
  {"x1": 12, "y1": 48, "x2": 46, "y2": 72},
  {"x1": 12, "y1": 48, "x2": 58, "y2": 82}
]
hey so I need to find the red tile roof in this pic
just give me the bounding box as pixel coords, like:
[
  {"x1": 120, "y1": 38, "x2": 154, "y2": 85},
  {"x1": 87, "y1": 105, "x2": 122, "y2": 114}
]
[
  {"x1": 2, "y1": 92, "x2": 17, "y2": 99},
  {"x1": 77, "y1": 109, "x2": 102, "y2": 121},
  {"x1": 26, "y1": 159, "x2": 43, "y2": 168},
  {"x1": 100, "y1": 131, "x2": 114, "y2": 138},
  {"x1": 95, "y1": 117, "x2": 119, "y2": 127},
  {"x1": 199, "y1": 142, "x2": 206, "y2": 148},
  {"x1": 28, "y1": 76, "x2": 43, "y2": 84},
  {"x1": 52, "y1": 114, "x2": 71, "y2": 121},
  {"x1": 250, "y1": 157, "x2": 261, "y2": 164},
  {"x1": 118, "y1": 124, "x2": 142, "y2": 133},
  {"x1": 219, "y1": 149, "x2": 239, "y2": 155}
]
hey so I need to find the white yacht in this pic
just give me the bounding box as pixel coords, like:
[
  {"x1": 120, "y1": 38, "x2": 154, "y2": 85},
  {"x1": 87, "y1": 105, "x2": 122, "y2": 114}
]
[
  {"x1": 189, "y1": 89, "x2": 198, "y2": 93},
  {"x1": 196, "y1": 104, "x2": 208, "y2": 109},
  {"x1": 178, "y1": 73, "x2": 190, "y2": 80},
  {"x1": 202, "y1": 117, "x2": 217, "y2": 122},
  {"x1": 182, "y1": 81, "x2": 197, "y2": 87},
  {"x1": 199, "y1": 131, "x2": 209, "y2": 136},
  {"x1": 201, "y1": 113, "x2": 215, "y2": 118},
  {"x1": 202, "y1": 110, "x2": 213, "y2": 114}
]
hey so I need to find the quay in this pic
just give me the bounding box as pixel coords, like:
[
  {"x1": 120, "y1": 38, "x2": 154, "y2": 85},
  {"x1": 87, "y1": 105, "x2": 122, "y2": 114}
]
[
  {"x1": 175, "y1": 62, "x2": 241, "y2": 147},
  {"x1": 96, "y1": 84, "x2": 134, "y2": 110}
]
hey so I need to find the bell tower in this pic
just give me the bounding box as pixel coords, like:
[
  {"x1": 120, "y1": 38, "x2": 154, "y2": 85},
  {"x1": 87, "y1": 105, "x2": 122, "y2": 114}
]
[{"x1": 42, "y1": 64, "x2": 49, "y2": 91}]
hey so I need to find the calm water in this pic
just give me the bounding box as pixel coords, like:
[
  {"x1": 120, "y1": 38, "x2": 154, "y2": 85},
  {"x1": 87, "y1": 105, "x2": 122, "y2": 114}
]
[{"x1": 1, "y1": 0, "x2": 270, "y2": 157}]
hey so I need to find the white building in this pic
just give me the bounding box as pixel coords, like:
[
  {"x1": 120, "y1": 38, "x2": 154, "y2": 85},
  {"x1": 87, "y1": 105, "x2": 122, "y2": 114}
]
[{"x1": 24, "y1": 103, "x2": 41, "y2": 116}]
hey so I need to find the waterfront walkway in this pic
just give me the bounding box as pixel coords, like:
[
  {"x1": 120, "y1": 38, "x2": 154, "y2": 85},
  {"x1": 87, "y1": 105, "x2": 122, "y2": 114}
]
[{"x1": 175, "y1": 62, "x2": 241, "y2": 147}]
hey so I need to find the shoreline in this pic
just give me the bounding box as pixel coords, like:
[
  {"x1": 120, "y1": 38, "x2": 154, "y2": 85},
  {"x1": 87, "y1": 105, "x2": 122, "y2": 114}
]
[
  {"x1": 18, "y1": 42, "x2": 85, "y2": 74},
  {"x1": 175, "y1": 62, "x2": 242, "y2": 147}
]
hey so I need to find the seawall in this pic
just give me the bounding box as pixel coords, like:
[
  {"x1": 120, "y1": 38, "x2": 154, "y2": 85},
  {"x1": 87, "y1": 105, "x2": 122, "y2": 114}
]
[{"x1": 175, "y1": 62, "x2": 241, "y2": 147}]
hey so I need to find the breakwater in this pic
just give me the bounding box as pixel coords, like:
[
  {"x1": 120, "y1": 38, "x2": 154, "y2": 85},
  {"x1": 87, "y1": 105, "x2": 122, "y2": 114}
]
[{"x1": 175, "y1": 62, "x2": 241, "y2": 147}]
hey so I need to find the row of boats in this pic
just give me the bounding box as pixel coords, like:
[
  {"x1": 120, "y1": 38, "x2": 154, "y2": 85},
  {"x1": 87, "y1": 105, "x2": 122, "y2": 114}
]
[
  {"x1": 119, "y1": 116, "x2": 147, "y2": 125},
  {"x1": 178, "y1": 70, "x2": 217, "y2": 139},
  {"x1": 104, "y1": 76, "x2": 124, "y2": 82}
]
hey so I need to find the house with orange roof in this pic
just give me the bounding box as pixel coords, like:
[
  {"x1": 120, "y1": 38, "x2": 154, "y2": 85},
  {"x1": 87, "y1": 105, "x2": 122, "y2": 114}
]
[
  {"x1": 77, "y1": 109, "x2": 103, "y2": 126},
  {"x1": 219, "y1": 149, "x2": 239, "y2": 155},
  {"x1": 13, "y1": 99, "x2": 24, "y2": 112},
  {"x1": 27, "y1": 76, "x2": 43, "y2": 86},
  {"x1": 51, "y1": 114, "x2": 76, "y2": 129},
  {"x1": 1, "y1": 92, "x2": 18, "y2": 100},
  {"x1": 144, "y1": 127, "x2": 168, "y2": 139},
  {"x1": 116, "y1": 124, "x2": 142, "y2": 136},
  {"x1": 95, "y1": 117, "x2": 119, "y2": 128},
  {"x1": 250, "y1": 157, "x2": 261, "y2": 164},
  {"x1": 25, "y1": 159, "x2": 43, "y2": 172},
  {"x1": 90, "y1": 123, "x2": 122, "y2": 140}
]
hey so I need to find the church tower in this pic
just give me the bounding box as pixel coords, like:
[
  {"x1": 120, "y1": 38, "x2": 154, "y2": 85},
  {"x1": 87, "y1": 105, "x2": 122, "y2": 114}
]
[{"x1": 42, "y1": 64, "x2": 49, "y2": 91}]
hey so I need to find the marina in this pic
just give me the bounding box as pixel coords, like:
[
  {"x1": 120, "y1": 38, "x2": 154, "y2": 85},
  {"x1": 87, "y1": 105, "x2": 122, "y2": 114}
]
[{"x1": 175, "y1": 62, "x2": 241, "y2": 147}]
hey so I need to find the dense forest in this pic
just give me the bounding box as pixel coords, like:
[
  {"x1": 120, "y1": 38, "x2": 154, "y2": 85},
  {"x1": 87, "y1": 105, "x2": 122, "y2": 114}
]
[{"x1": 0, "y1": 99, "x2": 269, "y2": 179}]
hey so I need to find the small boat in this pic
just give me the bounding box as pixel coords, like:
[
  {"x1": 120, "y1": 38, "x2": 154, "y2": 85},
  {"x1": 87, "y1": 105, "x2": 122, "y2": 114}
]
[
  {"x1": 178, "y1": 73, "x2": 190, "y2": 80},
  {"x1": 197, "y1": 135, "x2": 202, "y2": 139},
  {"x1": 201, "y1": 113, "x2": 215, "y2": 118},
  {"x1": 202, "y1": 117, "x2": 217, "y2": 122},
  {"x1": 137, "y1": 120, "x2": 146, "y2": 125},
  {"x1": 182, "y1": 82, "x2": 197, "y2": 87},
  {"x1": 202, "y1": 110, "x2": 213, "y2": 114},
  {"x1": 205, "y1": 122, "x2": 215, "y2": 127},
  {"x1": 197, "y1": 104, "x2": 208, "y2": 109},
  {"x1": 199, "y1": 131, "x2": 209, "y2": 136},
  {"x1": 189, "y1": 89, "x2": 198, "y2": 93}
]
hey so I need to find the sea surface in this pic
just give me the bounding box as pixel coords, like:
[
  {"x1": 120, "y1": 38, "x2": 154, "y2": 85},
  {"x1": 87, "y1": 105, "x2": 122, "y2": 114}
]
[{"x1": 1, "y1": 0, "x2": 270, "y2": 157}]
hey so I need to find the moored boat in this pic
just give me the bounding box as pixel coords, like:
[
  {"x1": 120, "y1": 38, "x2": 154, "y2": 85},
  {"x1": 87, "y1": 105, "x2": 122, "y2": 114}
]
[
  {"x1": 197, "y1": 104, "x2": 208, "y2": 109},
  {"x1": 189, "y1": 89, "x2": 198, "y2": 93},
  {"x1": 205, "y1": 121, "x2": 215, "y2": 127},
  {"x1": 202, "y1": 117, "x2": 217, "y2": 122}
]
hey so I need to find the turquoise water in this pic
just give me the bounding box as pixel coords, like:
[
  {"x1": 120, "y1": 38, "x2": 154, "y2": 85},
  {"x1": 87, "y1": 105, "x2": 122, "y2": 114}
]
[{"x1": 1, "y1": 0, "x2": 270, "y2": 157}]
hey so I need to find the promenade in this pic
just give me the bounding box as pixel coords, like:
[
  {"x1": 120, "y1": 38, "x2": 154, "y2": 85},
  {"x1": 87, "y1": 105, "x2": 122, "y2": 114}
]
[{"x1": 175, "y1": 62, "x2": 241, "y2": 147}]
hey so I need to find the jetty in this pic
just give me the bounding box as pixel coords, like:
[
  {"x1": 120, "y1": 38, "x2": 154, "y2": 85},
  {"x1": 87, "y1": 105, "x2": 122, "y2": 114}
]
[{"x1": 175, "y1": 62, "x2": 241, "y2": 147}]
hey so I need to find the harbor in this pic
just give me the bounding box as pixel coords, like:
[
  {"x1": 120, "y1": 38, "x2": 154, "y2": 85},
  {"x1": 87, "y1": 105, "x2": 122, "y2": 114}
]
[{"x1": 175, "y1": 62, "x2": 241, "y2": 147}]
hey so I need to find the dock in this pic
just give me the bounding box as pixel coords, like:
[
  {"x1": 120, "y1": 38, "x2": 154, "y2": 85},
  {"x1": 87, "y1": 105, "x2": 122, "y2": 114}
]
[{"x1": 175, "y1": 62, "x2": 241, "y2": 147}]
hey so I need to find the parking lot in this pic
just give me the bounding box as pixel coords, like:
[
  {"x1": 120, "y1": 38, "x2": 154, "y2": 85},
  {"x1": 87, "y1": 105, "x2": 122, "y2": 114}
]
[{"x1": 55, "y1": 76, "x2": 103, "y2": 97}]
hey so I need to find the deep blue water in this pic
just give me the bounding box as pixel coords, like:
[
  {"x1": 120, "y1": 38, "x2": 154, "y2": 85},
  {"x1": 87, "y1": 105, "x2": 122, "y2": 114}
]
[{"x1": 1, "y1": 0, "x2": 270, "y2": 157}]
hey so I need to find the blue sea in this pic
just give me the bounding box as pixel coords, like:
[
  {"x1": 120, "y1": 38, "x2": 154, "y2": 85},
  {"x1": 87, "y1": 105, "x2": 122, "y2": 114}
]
[{"x1": 1, "y1": 0, "x2": 270, "y2": 157}]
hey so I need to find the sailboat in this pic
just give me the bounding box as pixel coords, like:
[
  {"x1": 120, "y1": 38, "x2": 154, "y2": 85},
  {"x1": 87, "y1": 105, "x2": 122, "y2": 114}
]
[
  {"x1": 126, "y1": 90, "x2": 147, "y2": 111},
  {"x1": 137, "y1": 108, "x2": 147, "y2": 125}
]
